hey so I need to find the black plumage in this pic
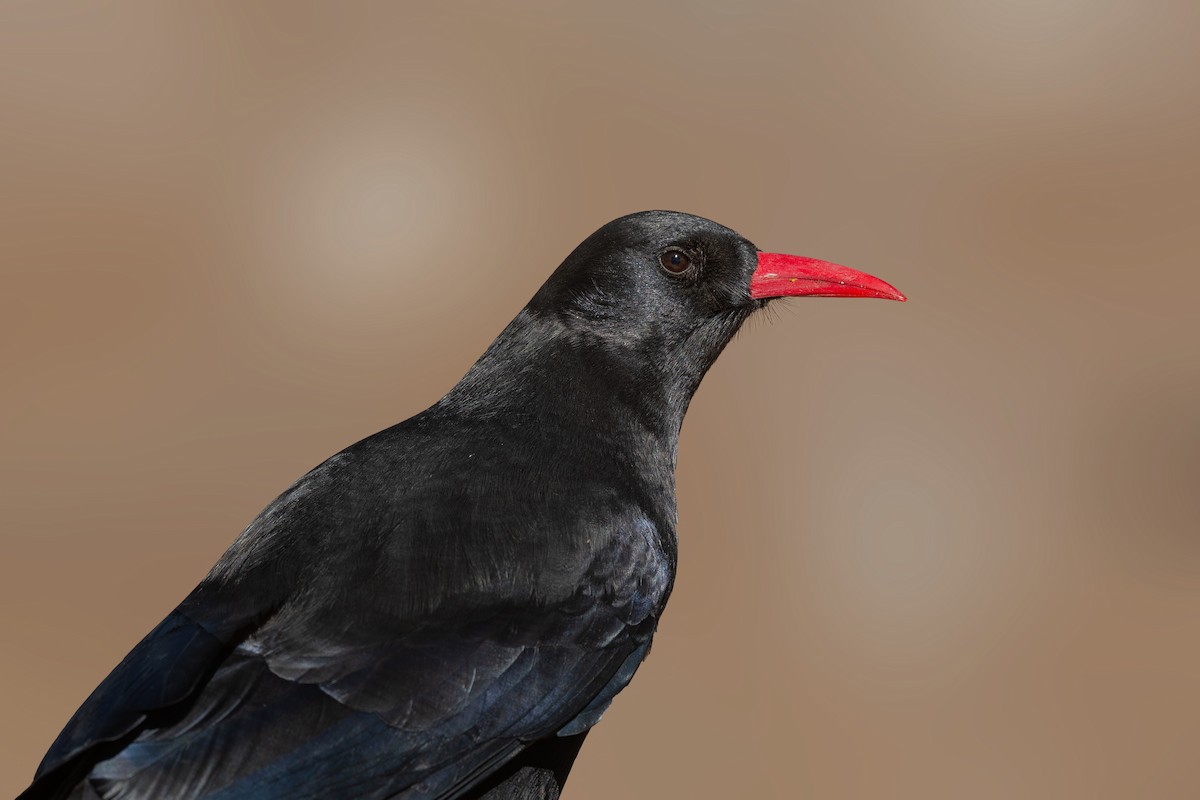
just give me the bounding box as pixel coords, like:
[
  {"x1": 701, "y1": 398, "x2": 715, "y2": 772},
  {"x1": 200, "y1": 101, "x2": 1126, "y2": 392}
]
[{"x1": 20, "y1": 210, "x2": 902, "y2": 799}]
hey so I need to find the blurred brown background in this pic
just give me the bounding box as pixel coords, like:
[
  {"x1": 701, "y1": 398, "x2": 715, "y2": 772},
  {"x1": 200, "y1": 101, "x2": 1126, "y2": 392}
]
[{"x1": 2, "y1": 2, "x2": 1199, "y2": 798}]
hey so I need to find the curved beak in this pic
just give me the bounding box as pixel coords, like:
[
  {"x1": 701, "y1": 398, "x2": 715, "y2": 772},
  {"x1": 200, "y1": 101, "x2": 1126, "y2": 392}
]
[{"x1": 750, "y1": 252, "x2": 906, "y2": 302}]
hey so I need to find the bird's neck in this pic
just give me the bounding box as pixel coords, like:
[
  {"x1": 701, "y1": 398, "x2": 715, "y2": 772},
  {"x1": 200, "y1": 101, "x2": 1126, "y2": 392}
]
[{"x1": 438, "y1": 309, "x2": 718, "y2": 465}]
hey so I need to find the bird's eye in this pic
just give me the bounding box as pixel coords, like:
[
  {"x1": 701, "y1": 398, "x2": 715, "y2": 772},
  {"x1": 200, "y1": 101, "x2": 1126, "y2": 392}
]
[{"x1": 659, "y1": 250, "x2": 692, "y2": 274}]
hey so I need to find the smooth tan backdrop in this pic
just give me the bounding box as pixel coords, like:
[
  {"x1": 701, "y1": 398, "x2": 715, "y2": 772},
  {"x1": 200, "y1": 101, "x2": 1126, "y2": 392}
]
[{"x1": 3, "y1": 3, "x2": 1199, "y2": 798}]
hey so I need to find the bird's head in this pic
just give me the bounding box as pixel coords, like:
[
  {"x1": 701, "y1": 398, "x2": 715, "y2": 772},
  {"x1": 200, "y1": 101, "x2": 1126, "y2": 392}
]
[
  {"x1": 528, "y1": 209, "x2": 903, "y2": 368},
  {"x1": 451, "y1": 210, "x2": 904, "y2": 428}
]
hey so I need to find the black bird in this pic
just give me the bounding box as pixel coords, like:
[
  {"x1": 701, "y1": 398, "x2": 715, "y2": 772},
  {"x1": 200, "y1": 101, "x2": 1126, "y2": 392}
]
[{"x1": 20, "y1": 211, "x2": 904, "y2": 800}]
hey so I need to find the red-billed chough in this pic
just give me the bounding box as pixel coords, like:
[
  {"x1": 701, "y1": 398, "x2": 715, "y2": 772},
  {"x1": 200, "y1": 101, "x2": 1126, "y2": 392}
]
[{"x1": 20, "y1": 210, "x2": 904, "y2": 800}]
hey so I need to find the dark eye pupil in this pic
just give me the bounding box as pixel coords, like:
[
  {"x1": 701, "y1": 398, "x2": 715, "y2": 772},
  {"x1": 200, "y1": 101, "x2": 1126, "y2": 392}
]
[{"x1": 660, "y1": 250, "x2": 691, "y2": 273}]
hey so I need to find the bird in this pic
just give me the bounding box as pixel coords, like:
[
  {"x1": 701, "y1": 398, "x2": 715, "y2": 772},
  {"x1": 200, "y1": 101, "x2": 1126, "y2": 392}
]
[{"x1": 19, "y1": 210, "x2": 904, "y2": 800}]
